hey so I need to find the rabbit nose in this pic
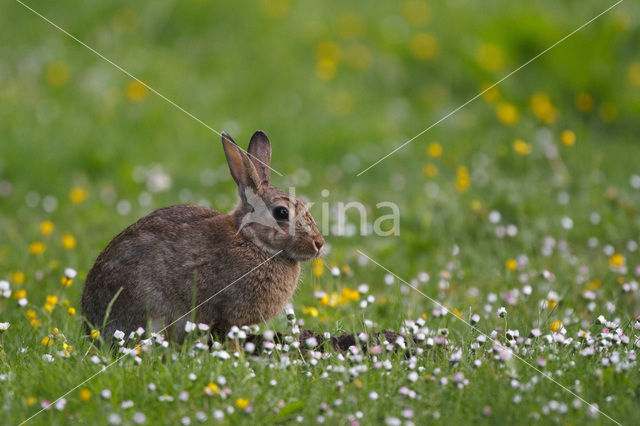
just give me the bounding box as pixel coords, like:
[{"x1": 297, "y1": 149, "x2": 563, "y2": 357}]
[{"x1": 314, "y1": 237, "x2": 324, "y2": 252}]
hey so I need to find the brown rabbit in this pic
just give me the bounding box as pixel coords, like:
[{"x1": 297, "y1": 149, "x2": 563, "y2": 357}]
[{"x1": 81, "y1": 131, "x2": 324, "y2": 342}]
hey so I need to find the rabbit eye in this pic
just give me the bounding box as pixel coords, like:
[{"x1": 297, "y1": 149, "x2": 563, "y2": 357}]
[{"x1": 272, "y1": 206, "x2": 289, "y2": 220}]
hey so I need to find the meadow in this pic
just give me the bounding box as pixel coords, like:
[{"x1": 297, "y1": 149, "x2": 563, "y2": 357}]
[{"x1": 1, "y1": 0, "x2": 640, "y2": 424}]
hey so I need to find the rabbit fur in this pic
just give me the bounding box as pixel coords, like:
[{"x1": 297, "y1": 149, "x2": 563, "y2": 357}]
[{"x1": 81, "y1": 131, "x2": 324, "y2": 342}]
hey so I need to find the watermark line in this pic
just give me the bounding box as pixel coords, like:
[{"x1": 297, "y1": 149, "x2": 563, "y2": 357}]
[
  {"x1": 356, "y1": 0, "x2": 624, "y2": 176},
  {"x1": 356, "y1": 249, "x2": 622, "y2": 426},
  {"x1": 13, "y1": 0, "x2": 283, "y2": 177},
  {"x1": 19, "y1": 250, "x2": 282, "y2": 426}
]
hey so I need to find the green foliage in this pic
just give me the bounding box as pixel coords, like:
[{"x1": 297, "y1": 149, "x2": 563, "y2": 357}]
[{"x1": 1, "y1": 0, "x2": 640, "y2": 424}]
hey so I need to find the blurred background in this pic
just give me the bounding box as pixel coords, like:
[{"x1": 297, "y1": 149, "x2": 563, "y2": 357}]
[{"x1": 1, "y1": 0, "x2": 639, "y2": 327}]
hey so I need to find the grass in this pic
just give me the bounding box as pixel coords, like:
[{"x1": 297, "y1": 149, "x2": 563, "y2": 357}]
[{"x1": 1, "y1": 0, "x2": 640, "y2": 424}]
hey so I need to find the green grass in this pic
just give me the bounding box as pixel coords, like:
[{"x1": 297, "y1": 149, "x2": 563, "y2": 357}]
[{"x1": 1, "y1": 0, "x2": 640, "y2": 424}]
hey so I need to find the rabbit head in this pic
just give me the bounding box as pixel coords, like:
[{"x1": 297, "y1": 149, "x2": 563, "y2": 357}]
[{"x1": 222, "y1": 131, "x2": 324, "y2": 261}]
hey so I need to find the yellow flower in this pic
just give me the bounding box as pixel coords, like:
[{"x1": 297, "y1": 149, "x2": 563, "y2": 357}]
[
  {"x1": 78, "y1": 388, "x2": 92, "y2": 402},
  {"x1": 609, "y1": 253, "x2": 625, "y2": 268},
  {"x1": 44, "y1": 303, "x2": 54, "y2": 313},
  {"x1": 529, "y1": 93, "x2": 557, "y2": 124},
  {"x1": 316, "y1": 59, "x2": 337, "y2": 80},
  {"x1": 455, "y1": 166, "x2": 470, "y2": 193},
  {"x1": 410, "y1": 33, "x2": 438, "y2": 61},
  {"x1": 547, "y1": 299, "x2": 558, "y2": 310},
  {"x1": 68, "y1": 307, "x2": 76, "y2": 316},
  {"x1": 550, "y1": 320, "x2": 563, "y2": 332},
  {"x1": 575, "y1": 92, "x2": 594, "y2": 112},
  {"x1": 316, "y1": 41, "x2": 341, "y2": 63},
  {"x1": 353, "y1": 379, "x2": 363, "y2": 388},
  {"x1": 627, "y1": 62, "x2": 640, "y2": 87},
  {"x1": 427, "y1": 142, "x2": 442, "y2": 158},
  {"x1": 125, "y1": 80, "x2": 148, "y2": 102},
  {"x1": 62, "y1": 342, "x2": 73, "y2": 356},
  {"x1": 204, "y1": 382, "x2": 220, "y2": 395},
  {"x1": 513, "y1": 139, "x2": 532, "y2": 156},
  {"x1": 29, "y1": 242, "x2": 46, "y2": 255},
  {"x1": 452, "y1": 308, "x2": 463, "y2": 319},
  {"x1": 45, "y1": 61, "x2": 70, "y2": 87},
  {"x1": 69, "y1": 187, "x2": 88, "y2": 204},
  {"x1": 61, "y1": 276, "x2": 73, "y2": 287},
  {"x1": 341, "y1": 288, "x2": 360, "y2": 302},
  {"x1": 613, "y1": 13, "x2": 631, "y2": 31},
  {"x1": 336, "y1": 12, "x2": 365, "y2": 40},
  {"x1": 41, "y1": 336, "x2": 53, "y2": 347},
  {"x1": 560, "y1": 130, "x2": 576, "y2": 146},
  {"x1": 30, "y1": 318, "x2": 41, "y2": 327},
  {"x1": 26, "y1": 309, "x2": 37, "y2": 320},
  {"x1": 40, "y1": 220, "x2": 55, "y2": 236},
  {"x1": 423, "y1": 163, "x2": 438, "y2": 178},
  {"x1": 318, "y1": 293, "x2": 329, "y2": 306},
  {"x1": 496, "y1": 102, "x2": 519, "y2": 125},
  {"x1": 302, "y1": 306, "x2": 319, "y2": 317},
  {"x1": 470, "y1": 199, "x2": 482, "y2": 212},
  {"x1": 236, "y1": 398, "x2": 250, "y2": 409},
  {"x1": 11, "y1": 270, "x2": 25, "y2": 284},
  {"x1": 25, "y1": 396, "x2": 37, "y2": 407},
  {"x1": 475, "y1": 43, "x2": 505, "y2": 71},
  {"x1": 259, "y1": 0, "x2": 291, "y2": 18},
  {"x1": 586, "y1": 279, "x2": 601, "y2": 291},
  {"x1": 13, "y1": 289, "x2": 26, "y2": 300},
  {"x1": 319, "y1": 292, "x2": 339, "y2": 307},
  {"x1": 506, "y1": 259, "x2": 517, "y2": 271},
  {"x1": 46, "y1": 295, "x2": 59, "y2": 305},
  {"x1": 402, "y1": 0, "x2": 430, "y2": 25},
  {"x1": 344, "y1": 43, "x2": 373, "y2": 70},
  {"x1": 312, "y1": 259, "x2": 324, "y2": 278},
  {"x1": 90, "y1": 329, "x2": 100, "y2": 340},
  {"x1": 62, "y1": 233, "x2": 76, "y2": 250},
  {"x1": 480, "y1": 83, "x2": 500, "y2": 103}
]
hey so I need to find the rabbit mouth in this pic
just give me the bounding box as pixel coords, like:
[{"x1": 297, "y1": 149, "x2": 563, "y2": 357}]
[
  {"x1": 286, "y1": 251, "x2": 321, "y2": 261},
  {"x1": 284, "y1": 241, "x2": 324, "y2": 261}
]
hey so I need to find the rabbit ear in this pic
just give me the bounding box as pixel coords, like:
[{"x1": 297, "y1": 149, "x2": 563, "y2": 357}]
[
  {"x1": 247, "y1": 131, "x2": 271, "y2": 186},
  {"x1": 221, "y1": 132, "x2": 262, "y2": 197}
]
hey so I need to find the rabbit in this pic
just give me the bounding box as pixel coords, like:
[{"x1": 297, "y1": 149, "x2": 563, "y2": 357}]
[{"x1": 81, "y1": 131, "x2": 324, "y2": 343}]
